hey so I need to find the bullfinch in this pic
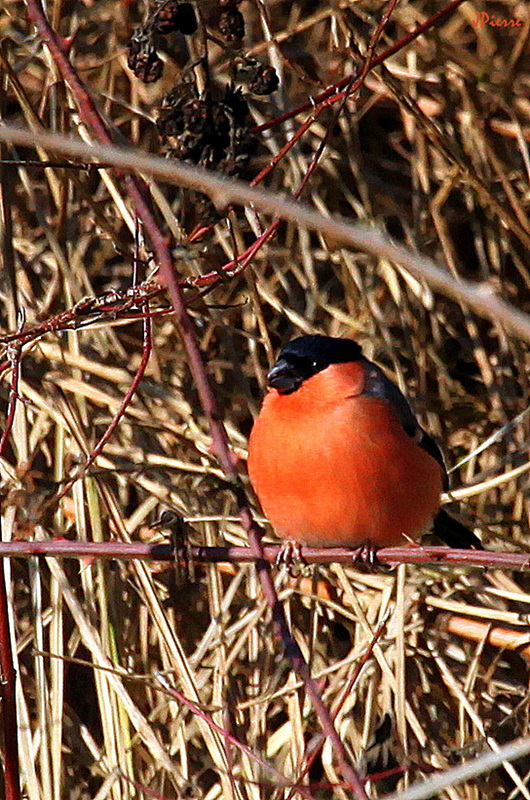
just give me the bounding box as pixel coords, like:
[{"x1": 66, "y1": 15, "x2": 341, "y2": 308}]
[{"x1": 247, "y1": 335, "x2": 482, "y2": 550}]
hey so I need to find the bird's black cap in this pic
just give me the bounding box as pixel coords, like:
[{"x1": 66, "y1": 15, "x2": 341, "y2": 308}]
[{"x1": 267, "y1": 335, "x2": 362, "y2": 394}]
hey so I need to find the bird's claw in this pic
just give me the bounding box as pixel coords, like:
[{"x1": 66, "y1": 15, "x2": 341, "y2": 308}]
[
  {"x1": 351, "y1": 541, "x2": 384, "y2": 572},
  {"x1": 275, "y1": 541, "x2": 309, "y2": 576}
]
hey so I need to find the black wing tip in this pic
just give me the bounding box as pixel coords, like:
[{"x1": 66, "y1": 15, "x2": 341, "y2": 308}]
[{"x1": 433, "y1": 508, "x2": 483, "y2": 550}]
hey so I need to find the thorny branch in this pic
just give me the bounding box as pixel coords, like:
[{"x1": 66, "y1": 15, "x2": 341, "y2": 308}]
[
  {"x1": 0, "y1": 539, "x2": 527, "y2": 572},
  {"x1": 20, "y1": 0, "x2": 377, "y2": 793}
]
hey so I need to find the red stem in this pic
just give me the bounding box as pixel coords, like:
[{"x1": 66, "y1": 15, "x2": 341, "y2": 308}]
[
  {"x1": 0, "y1": 284, "x2": 164, "y2": 348},
  {"x1": 23, "y1": 1, "x2": 367, "y2": 792},
  {"x1": 0, "y1": 343, "x2": 21, "y2": 459},
  {"x1": 253, "y1": 0, "x2": 466, "y2": 133},
  {"x1": 191, "y1": 0, "x2": 466, "y2": 294},
  {"x1": 0, "y1": 342, "x2": 22, "y2": 800},
  {"x1": 47, "y1": 297, "x2": 153, "y2": 508},
  {"x1": 156, "y1": 677, "x2": 319, "y2": 800},
  {"x1": 0, "y1": 540, "x2": 524, "y2": 572},
  {"x1": 252, "y1": 0, "x2": 399, "y2": 193},
  {"x1": 282, "y1": 616, "x2": 389, "y2": 800},
  {"x1": 0, "y1": 547, "x2": 21, "y2": 800}
]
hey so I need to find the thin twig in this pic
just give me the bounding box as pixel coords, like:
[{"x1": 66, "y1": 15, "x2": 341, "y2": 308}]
[
  {"x1": 155, "y1": 674, "x2": 320, "y2": 800},
  {"x1": 251, "y1": 0, "x2": 400, "y2": 190},
  {"x1": 253, "y1": 0, "x2": 466, "y2": 133},
  {"x1": 0, "y1": 317, "x2": 23, "y2": 459},
  {"x1": 0, "y1": 518, "x2": 21, "y2": 800},
  {"x1": 1, "y1": 126, "x2": 529, "y2": 343},
  {"x1": 45, "y1": 297, "x2": 153, "y2": 509},
  {"x1": 382, "y1": 736, "x2": 530, "y2": 800}
]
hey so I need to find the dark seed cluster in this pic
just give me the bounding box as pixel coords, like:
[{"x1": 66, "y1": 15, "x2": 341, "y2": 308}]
[
  {"x1": 127, "y1": 1, "x2": 197, "y2": 83},
  {"x1": 218, "y1": 6, "x2": 245, "y2": 43},
  {"x1": 234, "y1": 57, "x2": 280, "y2": 95},
  {"x1": 127, "y1": 26, "x2": 163, "y2": 84},
  {"x1": 157, "y1": 82, "x2": 256, "y2": 176},
  {"x1": 127, "y1": 0, "x2": 279, "y2": 230},
  {"x1": 127, "y1": 0, "x2": 279, "y2": 92},
  {"x1": 153, "y1": 1, "x2": 197, "y2": 35}
]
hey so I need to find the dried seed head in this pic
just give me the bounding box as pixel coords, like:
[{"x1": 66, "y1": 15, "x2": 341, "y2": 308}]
[
  {"x1": 153, "y1": 1, "x2": 197, "y2": 35},
  {"x1": 183, "y1": 98, "x2": 210, "y2": 135},
  {"x1": 157, "y1": 105, "x2": 185, "y2": 138},
  {"x1": 158, "y1": 80, "x2": 199, "y2": 138},
  {"x1": 233, "y1": 57, "x2": 279, "y2": 94},
  {"x1": 218, "y1": 7, "x2": 245, "y2": 42},
  {"x1": 247, "y1": 63, "x2": 279, "y2": 95},
  {"x1": 127, "y1": 26, "x2": 163, "y2": 83},
  {"x1": 158, "y1": 83, "x2": 254, "y2": 176},
  {"x1": 223, "y1": 84, "x2": 249, "y2": 124}
]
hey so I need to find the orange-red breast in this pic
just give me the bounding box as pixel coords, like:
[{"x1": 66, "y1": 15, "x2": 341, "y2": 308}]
[{"x1": 248, "y1": 335, "x2": 481, "y2": 549}]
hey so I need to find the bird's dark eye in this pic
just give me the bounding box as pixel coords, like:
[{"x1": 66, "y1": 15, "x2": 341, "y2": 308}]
[
  {"x1": 291, "y1": 355, "x2": 322, "y2": 376},
  {"x1": 294, "y1": 355, "x2": 317, "y2": 375}
]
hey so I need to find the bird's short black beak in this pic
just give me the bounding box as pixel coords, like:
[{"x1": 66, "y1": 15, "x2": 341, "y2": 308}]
[{"x1": 267, "y1": 358, "x2": 303, "y2": 394}]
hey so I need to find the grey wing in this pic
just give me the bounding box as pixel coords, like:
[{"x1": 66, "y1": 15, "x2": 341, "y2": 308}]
[
  {"x1": 417, "y1": 430, "x2": 449, "y2": 490},
  {"x1": 359, "y1": 356, "x2": 449, "y2": 489}
]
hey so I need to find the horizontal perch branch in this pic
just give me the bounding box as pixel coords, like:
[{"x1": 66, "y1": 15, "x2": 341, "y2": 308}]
[{"x1": 1, "y1": 540, "x2": 529, "y2": 571}]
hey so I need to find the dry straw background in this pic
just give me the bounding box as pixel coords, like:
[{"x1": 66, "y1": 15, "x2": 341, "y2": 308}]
[{"x1": 1, "y1": 0, "x2": 530, "y2": 797}]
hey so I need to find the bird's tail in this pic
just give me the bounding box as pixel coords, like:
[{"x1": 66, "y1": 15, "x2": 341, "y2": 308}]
[{"x1": 432, "y1": 507, "x2": 483, "y2": 550}]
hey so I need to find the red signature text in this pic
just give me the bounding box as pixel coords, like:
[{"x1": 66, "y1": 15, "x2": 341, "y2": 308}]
[{"x1": 473, "y1": 12, "x2": 523, "y2": 28}]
